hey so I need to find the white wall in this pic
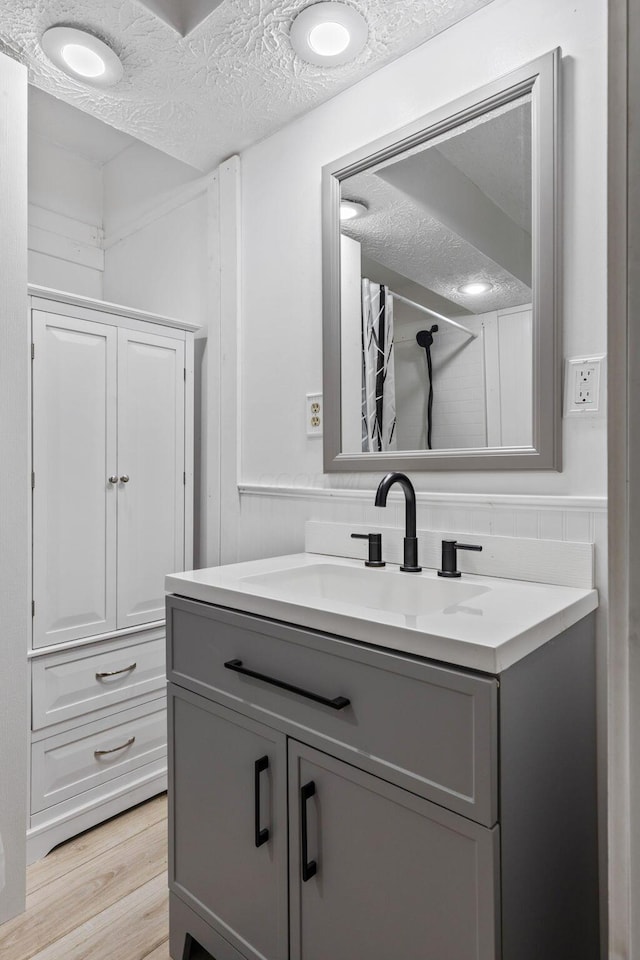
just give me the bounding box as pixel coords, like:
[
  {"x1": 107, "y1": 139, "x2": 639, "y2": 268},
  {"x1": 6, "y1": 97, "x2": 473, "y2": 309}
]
[
  {"x1": 232, "y1": 0, "x2": 609, "y2": 949},
  {"x1": 102, "y1": 142, "x2": 199, "y2": 239},
  {"x1": 394, "y1": 310, "x2": 488, "y2": 451},
  {"x1": 0, "y1": 50, "x2": 29, "y2": 925},
  {"x1": 239, "y1": 0, "x2": 606, "y2": 498},
  {"x1": 28, "y1": 136, "x2": 104, "y2": 298}
]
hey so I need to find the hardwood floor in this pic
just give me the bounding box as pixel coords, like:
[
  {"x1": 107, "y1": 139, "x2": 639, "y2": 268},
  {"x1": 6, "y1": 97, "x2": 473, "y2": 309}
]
[{"x1": 0, "y1": 794, "x2": 170, "y2": 960}]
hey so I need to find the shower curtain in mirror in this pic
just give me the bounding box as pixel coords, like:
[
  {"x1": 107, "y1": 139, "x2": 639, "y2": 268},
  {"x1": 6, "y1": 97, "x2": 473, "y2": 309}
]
[{"x1": 361, "y1": 279, "x2": 397, "y2": 452}]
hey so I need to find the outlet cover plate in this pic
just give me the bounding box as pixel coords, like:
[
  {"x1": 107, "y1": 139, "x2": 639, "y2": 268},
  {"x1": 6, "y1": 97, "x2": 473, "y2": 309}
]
[
  {"x1": 564, "y1": 355, "x2": 606, "y2": 416},
  {"x1": 306, "y1": 393, "x2": 323, "y2": 437}
]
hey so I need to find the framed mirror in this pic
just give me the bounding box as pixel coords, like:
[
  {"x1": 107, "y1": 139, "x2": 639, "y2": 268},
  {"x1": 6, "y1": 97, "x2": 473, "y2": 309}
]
[{"x1": 322, "y1": 49, "x2": 560, "y2": 472}]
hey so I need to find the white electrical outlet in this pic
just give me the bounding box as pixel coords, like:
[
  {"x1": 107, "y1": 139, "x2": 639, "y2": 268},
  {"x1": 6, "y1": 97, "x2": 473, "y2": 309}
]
[
  {"x1": 306, "y1": 393, "x2": 323, "y2": 437},
  {"x1": 564, "y1": 356, "x2": 605, "y2": 416}
]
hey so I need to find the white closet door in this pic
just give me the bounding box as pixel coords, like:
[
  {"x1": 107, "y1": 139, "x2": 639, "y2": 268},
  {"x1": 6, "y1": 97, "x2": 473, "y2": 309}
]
[
  {"x1": 32, "y1": 311, "x2": 118, "y2": 648},
  {"x1": 117, "y1": 328, "x2": 185, "y2": 630}
]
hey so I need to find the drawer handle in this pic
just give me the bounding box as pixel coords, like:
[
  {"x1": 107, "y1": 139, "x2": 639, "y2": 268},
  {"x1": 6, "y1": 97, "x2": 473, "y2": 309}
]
[
  {"x1": 224, "y1": 659, "x2": 350, "y2": 710},
  {"x1": 94, "y1": 736, "x2": 136, "y2": 757},
  {"x1": 254, "y1": 755, "x2": 270, "y2": 848},
  {"x1": 96, "y1": 662, "x2": 137, "y2": 680},
  {"x1": 301, "y1": 780, "x2": 317, "y2": 882}
]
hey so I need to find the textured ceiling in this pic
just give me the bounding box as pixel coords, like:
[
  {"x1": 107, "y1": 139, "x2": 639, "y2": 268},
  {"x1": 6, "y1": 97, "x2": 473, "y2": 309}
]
[
  {"x1": 438, "y1": 99, "x2": 531, "y2": 232},
  {"x1": 341, "y1": 97, "x2": 532, "y2": 314},
  {"x1": 0, "y1": 0, "x2": 494, "y2": 171},
  {"x1": 342, "y1": 169, "x2": 531, "y2": 314}
]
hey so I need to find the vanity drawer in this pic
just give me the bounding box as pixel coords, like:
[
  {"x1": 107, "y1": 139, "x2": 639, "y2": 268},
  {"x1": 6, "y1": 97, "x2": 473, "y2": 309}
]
[
  {"x1": 31, "y1": 696, "x2": 167, "y2": 813},
  {"x1": 167, "y1": 597, "x2": 498, "y2": 825},
  {"x1": 31, "y1": 629, "x2": 166, "y2": 730}
]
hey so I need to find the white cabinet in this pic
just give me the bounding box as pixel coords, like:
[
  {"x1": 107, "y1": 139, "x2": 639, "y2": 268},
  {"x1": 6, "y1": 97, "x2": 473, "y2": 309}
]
[
  {"x1": 116, "y1": 327, "x2": 185, "y2": 630},
  {"x1": 28, "y1": 287, "x2": 198, "y2": 863},
  {"x1": 32, "y1": 312, "x2": 118, "y2": 647},
  {"x1": 32, "y1": 312, "x2": 186, "y2": 647}
]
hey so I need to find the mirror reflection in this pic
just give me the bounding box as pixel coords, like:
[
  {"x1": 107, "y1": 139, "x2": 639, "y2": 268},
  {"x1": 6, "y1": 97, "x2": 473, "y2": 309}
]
[{"x1": 339, "y1": 95, "x2": 533, "y2": 454}]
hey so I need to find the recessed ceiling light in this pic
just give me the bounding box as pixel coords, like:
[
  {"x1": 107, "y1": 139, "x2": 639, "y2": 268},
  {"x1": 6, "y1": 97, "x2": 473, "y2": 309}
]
[
  {"x1": 290, "y1": 2, "x2": 368, "y2": 67},
  {"x1": 458, "y1": 281, "x2": 493, "y2": 296},
  {"x1": 340, "y1": 199, "x2": 368, "y2": 221},
  {"x1": 41, "y1": 26, "x2": 123, "y2": 87},
  {"x1": 309, "y1": 22, "x2": 351, "y2": 57},
  {"x1": 61, "y1": 44, "x2": 106, "y2": 78}
]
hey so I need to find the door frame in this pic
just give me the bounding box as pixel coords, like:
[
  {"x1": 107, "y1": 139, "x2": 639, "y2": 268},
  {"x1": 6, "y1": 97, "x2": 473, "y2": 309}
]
[
  {"x1": 608, "y1": 1, "x2": 640, "y2": 956},
  {"x1": 0, "y1": 51, "x2": 29, "y2": 924}
]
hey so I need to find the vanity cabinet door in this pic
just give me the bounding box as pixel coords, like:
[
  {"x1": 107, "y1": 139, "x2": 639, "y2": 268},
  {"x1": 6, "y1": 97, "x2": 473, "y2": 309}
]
[
  {"x1": 169, "y1": 685, "x2": 288, "y2": 960},
  {"x1": 288, "y1": 740, "x2": 499, "y2": 960}
]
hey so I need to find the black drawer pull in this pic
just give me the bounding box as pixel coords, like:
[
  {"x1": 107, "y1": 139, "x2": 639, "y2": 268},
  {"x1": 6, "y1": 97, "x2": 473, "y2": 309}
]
[
  {"x1": 254, "y1": 755, "x2": 270, "y2": 848},
  {"x1": 224, "y1": 659, "x2": 350, "y2": 711},
  {"x1": 301, "y1": 780, "x2": 317, "y2": 882}
]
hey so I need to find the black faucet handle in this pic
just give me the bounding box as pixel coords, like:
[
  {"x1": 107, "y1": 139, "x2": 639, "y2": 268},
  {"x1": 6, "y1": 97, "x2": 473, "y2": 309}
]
[
  {"x1": 350, "y1": 532, "x2": 385, "y2": 568},
  {"x1": 438, "y1": 540, "x2": 483, "y2": 578}
]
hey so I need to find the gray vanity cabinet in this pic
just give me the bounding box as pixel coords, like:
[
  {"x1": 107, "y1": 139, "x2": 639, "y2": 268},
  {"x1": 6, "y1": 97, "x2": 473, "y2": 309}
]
[
  {"x1": 288, "y1": 740, "x2": 499, "y2": 960},
  {"x1": 169, "y1": 687, "x2": 288, "y2": 960},
  {"x1": 167, "y1": 595, "x2": 599, "y2": 960}
]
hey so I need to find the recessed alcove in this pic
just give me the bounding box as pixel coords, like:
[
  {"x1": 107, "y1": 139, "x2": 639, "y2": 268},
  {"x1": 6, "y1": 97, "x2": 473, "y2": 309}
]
[{"x1": 134, "y1": 0, "x2": 226, "y2": 37}]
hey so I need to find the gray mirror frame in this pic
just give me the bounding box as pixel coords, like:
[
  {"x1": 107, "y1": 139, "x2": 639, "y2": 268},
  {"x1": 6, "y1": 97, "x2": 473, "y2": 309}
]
[{"x1": 322, "y1": 49, "x2": 561, "y2": 472}]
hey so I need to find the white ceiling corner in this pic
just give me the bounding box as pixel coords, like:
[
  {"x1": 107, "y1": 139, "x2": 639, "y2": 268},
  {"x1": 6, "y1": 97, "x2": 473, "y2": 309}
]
[
  {"x1": 0, "y1": 0, "x2": 496, "y2": 172},
  {"x1": 134, "y1": 0, "x2": 227, "y2": 38}
]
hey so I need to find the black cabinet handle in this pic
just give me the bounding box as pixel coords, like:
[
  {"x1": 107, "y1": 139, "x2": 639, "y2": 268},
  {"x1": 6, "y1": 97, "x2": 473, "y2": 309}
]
[
  {"x1": 301, "y1": 780, "x2": 317, "y2": 882},
  {"x1": 224, "y1": 659, "x2": 350, "y2": 711},
  {"x1": 254, "y1": 756, "x2": 269, "y2": 848}
]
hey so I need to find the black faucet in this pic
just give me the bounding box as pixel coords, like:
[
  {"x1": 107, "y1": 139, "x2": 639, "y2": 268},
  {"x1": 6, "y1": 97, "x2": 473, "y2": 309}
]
[{"x1": 374, "y1": 472, "x2": 421, "y2": 572}]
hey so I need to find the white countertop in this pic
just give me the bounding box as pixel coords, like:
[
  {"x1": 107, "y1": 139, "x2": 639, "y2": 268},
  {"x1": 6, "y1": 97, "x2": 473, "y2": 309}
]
[{"x1": 165, "y1": 553, "x2": 598, "y2": 673}]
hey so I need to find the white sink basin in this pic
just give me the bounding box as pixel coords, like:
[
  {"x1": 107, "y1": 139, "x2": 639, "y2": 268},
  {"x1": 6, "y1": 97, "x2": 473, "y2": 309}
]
[
  {"x1": 166, "y1": 552, "x2": 599, "y2": 673},
  {"x1": 241, "y1": 563, "x2": 489, "y2": 617}
]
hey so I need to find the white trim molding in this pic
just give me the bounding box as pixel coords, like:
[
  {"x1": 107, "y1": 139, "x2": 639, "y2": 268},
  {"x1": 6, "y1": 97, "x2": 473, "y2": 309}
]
[
  {"x1": 238, "y1": 482, "x2": 607, "y2": 513},
  {"x1": 28, "y1": 284, "x2": 200, "y2": 333}
]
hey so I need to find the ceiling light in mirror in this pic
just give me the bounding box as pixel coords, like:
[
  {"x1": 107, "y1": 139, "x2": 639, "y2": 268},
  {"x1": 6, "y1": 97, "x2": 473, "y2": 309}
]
[
  {"x1": 458, "y1": 281, "x2": 493, "y2": 296},
  {"x1": 340, "y1": 199, "x2": 368, "y2": 221},
  {"x1": 41, "y1": 26, "x2": 123, "y2": 87},
  {"x1": 291, "y1": 2, "x2": 368, "y2": 66}
]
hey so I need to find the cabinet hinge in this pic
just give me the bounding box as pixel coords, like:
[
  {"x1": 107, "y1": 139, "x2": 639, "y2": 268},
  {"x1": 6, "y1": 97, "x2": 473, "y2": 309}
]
[
  {"x1": 32, "y1": 600, "x2": 35, "y2": 618},
  {"x1": 183, "y1": 471, "x2": 186, "y2": 485},
  {"x1": 31, "y1": 343, "x2": 35, "y2": 360},
  {"x1": 31, "y1": 471, "x2": 35, "y2": 489},
  {"x1": 183, "y1": 367, "x2": 186, "y2": 381}
]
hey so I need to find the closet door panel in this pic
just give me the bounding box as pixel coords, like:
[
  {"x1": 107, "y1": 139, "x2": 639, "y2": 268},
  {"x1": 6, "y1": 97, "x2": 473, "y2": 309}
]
[
  {"x1": 117, "y1": 329, "x2": 185, "y2": 629},
  {"x1": 32, "y1": 311, "x2": 117, "y2": 648}
]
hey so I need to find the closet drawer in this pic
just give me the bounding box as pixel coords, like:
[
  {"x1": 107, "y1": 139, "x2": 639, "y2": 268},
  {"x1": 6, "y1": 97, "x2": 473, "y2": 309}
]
[
  {"x1": 167, "y1": 597, "x2": 498, "y2": 825},
  {"x1": 31, "y1": 697, "x2": 167, "y2": 813},
  {"x1": 31, "y1": 629, "x2": 166, "y2": 730}
]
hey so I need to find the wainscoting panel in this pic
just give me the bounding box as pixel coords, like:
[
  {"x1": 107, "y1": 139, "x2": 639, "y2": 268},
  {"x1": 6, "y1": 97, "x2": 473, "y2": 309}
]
[{"x1": 235, "y1": 484, "x2": 607, "y2": 594}]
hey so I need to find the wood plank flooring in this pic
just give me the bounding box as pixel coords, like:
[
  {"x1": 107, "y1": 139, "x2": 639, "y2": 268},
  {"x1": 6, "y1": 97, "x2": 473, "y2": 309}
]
[{"x1": 0, "y1": 794, "x2": 170, "y2": 960}]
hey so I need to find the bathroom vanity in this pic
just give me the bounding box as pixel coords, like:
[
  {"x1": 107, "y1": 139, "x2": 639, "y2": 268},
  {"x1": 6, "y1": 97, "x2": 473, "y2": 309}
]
[{"x1": 165, "y1": 552, "x2": 599, "y2": 960}]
